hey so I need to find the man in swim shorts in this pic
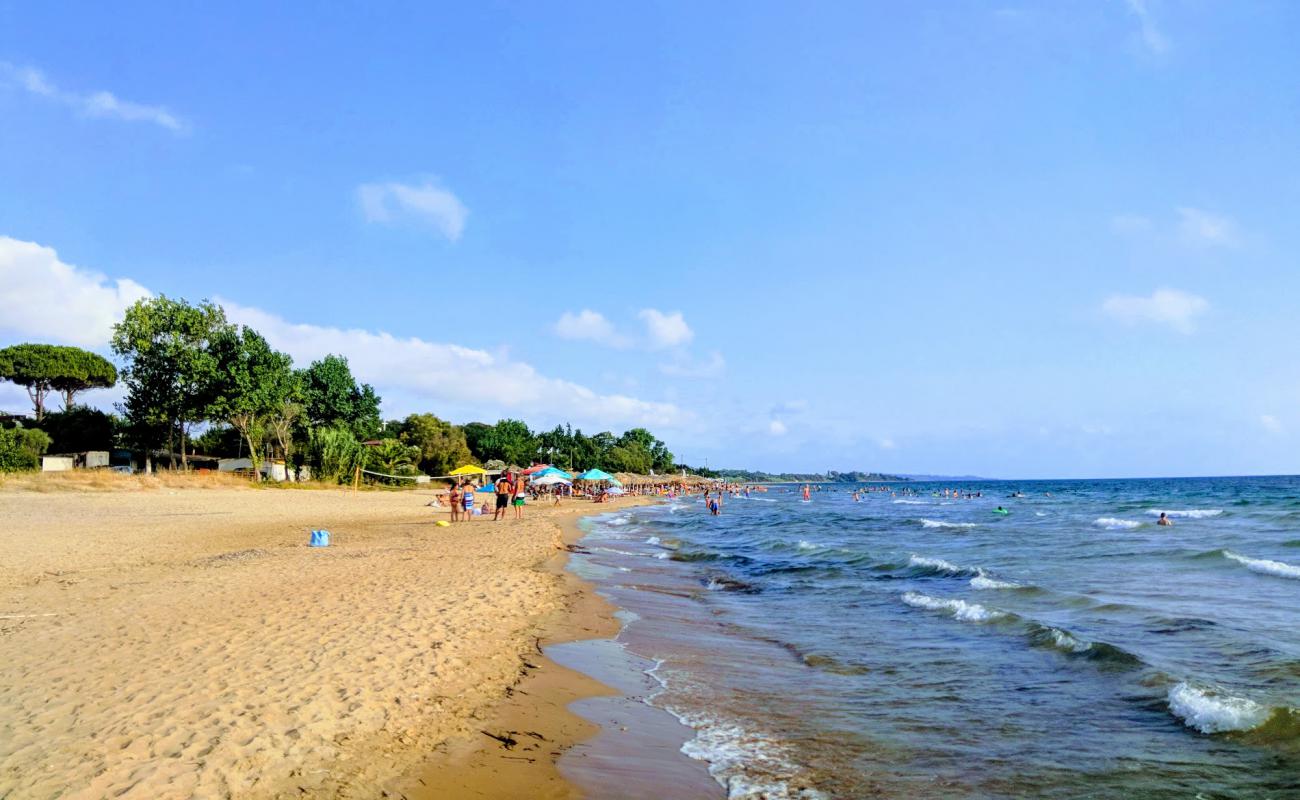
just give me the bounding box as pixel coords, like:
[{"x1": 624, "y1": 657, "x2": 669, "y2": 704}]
[
  {"x1": 512, "y1": 474, "x2": 526, "y2": 519},
  {"x1": 494, "y1": 472, "x2": 512, "y2": 521},
  {"x1": 1157, "y1": 512, "x2": 1174, "y2": 526}
]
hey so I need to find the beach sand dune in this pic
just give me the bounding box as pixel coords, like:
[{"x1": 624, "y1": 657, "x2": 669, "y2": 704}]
[{"x1": 0, "y1": 482, "x2": 631, "y2": 798}]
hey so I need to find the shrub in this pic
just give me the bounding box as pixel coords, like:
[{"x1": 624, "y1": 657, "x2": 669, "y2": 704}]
[{"x1": 0, "y1": 427, "x2": 53, "y2": 472}]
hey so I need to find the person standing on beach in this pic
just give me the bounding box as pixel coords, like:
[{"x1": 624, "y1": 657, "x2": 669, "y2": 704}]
[
  {"x1": 512, "y1": 473, "x2": 526, "y2": 519},
  {"x1": 463, "y1": 481, "x2": 476, "y2": 520},
  {"x1": 449, "y1": 483, "x2": 462, "y2": 523},
  {"x1": 494, "y1": 473, "x2": 511, "y2": 521}
]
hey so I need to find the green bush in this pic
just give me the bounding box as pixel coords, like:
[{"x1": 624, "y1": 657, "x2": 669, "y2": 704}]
[{"x1": 0, "y1": 427, "x2": 53, "y2": 472}]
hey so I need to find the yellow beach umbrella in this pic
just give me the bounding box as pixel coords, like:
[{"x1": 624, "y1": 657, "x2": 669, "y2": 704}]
[{"x1": 449, "y1": 465, "x2": 487, "y2": 476}]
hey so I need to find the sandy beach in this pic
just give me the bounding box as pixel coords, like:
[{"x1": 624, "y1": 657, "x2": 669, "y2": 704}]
[{"x1": 0, "y1": 475, "x2": 653, "y2": 799}]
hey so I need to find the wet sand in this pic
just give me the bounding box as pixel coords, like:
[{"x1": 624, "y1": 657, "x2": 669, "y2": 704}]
[{"x1": 0, "y1": 475, "x2": 667, "y2": 798}]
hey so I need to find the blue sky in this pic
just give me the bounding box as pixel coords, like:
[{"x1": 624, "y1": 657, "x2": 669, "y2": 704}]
[{"x1": 2, "y1": 1, "x2": 1298, "y2": 478}]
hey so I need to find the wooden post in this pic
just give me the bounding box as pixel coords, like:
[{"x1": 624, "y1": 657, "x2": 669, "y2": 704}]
[{"x1": 353, "y1": 465, "x2": 362, "y2": 492}]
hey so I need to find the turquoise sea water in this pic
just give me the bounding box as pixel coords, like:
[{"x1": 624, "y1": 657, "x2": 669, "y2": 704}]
[{"x1": 571, "y1": 477, "x2": 1300, "y2": 799}]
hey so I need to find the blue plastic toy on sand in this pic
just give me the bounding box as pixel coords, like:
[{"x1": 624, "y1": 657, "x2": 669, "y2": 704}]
[{"x1": 310, "y1": 529, "x2": 331, "y2": 547}]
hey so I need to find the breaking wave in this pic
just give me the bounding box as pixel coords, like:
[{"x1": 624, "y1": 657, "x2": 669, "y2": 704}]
[
  {"x1": 970, "y1": 575, "x2": 1022, "y2": 590},
  {"x1": 901, "y1": 591, "x2": 1005, "y2": 623},
  {"x1": 1223, "y1": 550, "x2": 1300, "y2": 580},
  {"x1": 918, "y1": 519, "x2": 978, "y2": 529},
  {"x1": 908, "y1": 555, "x2": 981, "y2": 577},
  {"x1": 1094, "y1": 517, "x2": 1143, "y2": 530},
  {"x1": 1165, "y1": 683, "x2": 1294, "y2": 735}
]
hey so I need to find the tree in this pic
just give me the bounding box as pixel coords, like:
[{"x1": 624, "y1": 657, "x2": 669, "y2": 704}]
[
  {"x1": 307, "y1": 425, "x2": 365, "y2": 484},
  {"x1": 299, "y1": 355, "x2": 382, "y2": 439},
  {"x1": 617, "y1": 427, "x2": 674, "y2": 473},
  {"x1": 38, "y1": 406, "x2": 114, "y2": 454},
  {"x1": 207, "y1": 326, "x2": 295, "y2": 480},
  {"x1": 470, "y1": 419, "x2": 537, "y2": 467},
  {"x1": 0, "y1": 426, "x2": 51, "y2": 472},
  {"x1": 0, "y1": 344, "x2": 117, "y2": 420},
  {"x1": 396, "y1": 413, "x2": 474, "y2": 476},
  {"x1": 365, "y1": 439, "x2": 421, "y2": 479},
  {"x1": 111, "y1": 297, "x2": 229, "y2": 470}
]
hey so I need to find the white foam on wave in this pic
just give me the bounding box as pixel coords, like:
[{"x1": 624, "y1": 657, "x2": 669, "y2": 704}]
[
  {"x1": 1035, "y1": 511, "x2": 1047, "y2": 517},
  {"x1": 893, "y1": 499, "x2": 926, "y2": 505},
  {"x1": 1048, "y1": 628, "x2": 1092, "y2": 653},
  {"x1": 908, "y1": 554, "x2": 968, "y2": 574},
  {"x1": 796, "y1": 540, "x2": 819, "y2": 551},
  {"x1": 1094, "y1": 517, "x2": 1142, "y2": 530},
  {"x1": 1167, "y1": 682, "x2": 1270, "y2": 734},
  {"x1": 673, "y1": 711, "x2": 827, "y2": 799},
  {"x1": 654, "y1": 552, "x2": 670, "y2": 560},
  {"x1": 970, "y1": 575, "x2": 1021, "y2": 590},
  {"x1": 646, "y1": 535, "x2": 661, "y2": 546},
  {"x1": 1223, "y1": 550, "x2": 1300, "y2": 580},
  {"x1": 604, "y1": 516, "x2": 632, "y2": 526},
  {"x1": 919, "y1": 519, "x2": 978, "y2": 529},
  {"x1": 901, "y1": 591, "x2": 1005, "y2": 623},
  {"x1": 1147, "y1": 508, "x2": 1223, "y2": 519}
]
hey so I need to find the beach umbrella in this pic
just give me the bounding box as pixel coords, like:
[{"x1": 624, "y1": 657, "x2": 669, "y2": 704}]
[
  {"x1": 605, "y1": 487, "x2": 625, "y2": 495},
  {"x1": 449, "y1": 465, "x2": 487, "y2": 476},
  {"x1": 534, "y1": 466, "x2": 572, "y2": 479},
  {"x1": 521, "y1": 464, "x2": 551, "y2": 475},
  {"x1": 532, "y1": 474, "x2": 572, "y2": 487},
  {"x1": 607, "y1": 477, "x2": 623, "y2": 487},
  {"x1": 575, "y1": 468, "x2": 614, "y2": 481}
]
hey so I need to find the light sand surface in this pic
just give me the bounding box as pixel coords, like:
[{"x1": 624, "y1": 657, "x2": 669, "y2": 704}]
[{"x1": 0, "y1": 477, "x2": 653, "y2": 798}]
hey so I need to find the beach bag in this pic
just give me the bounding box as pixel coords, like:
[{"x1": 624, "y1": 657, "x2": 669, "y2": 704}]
[{"x1": 310, "y1": 529, "x2": 331, "y2": 547}]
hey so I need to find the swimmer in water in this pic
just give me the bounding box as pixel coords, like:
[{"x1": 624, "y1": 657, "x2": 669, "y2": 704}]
[{"x1": 1157, "y1": 512, "x2": 1174, "y2": 527}]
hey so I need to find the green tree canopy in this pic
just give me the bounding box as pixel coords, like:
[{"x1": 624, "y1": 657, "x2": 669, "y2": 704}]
[
  {"x1": 0, "y1": 343, "x2": 118, "y2": 420},
  {"x1": 208, "y1": 326, "x2": 295, "y2": 478},
  {"x1": 111, "y1": 296, "x2": 229, "y2": 469},
  {"x1": 38, "y1": 406, "x2": 114, "y2": 454},
  {"x1": 396, "y1": 413, "x2": 475, "y2": 476},
  {"x1": 299, "y1": 355, "x2": 382, "y2": 440},
  {"x1": 465, "y1": 419, "x2": 537, "y2": 467}
]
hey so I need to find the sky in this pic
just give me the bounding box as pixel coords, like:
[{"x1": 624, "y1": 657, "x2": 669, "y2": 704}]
[{"x1": 2, "y1": 1, "x2": 1298, "y2": 479}]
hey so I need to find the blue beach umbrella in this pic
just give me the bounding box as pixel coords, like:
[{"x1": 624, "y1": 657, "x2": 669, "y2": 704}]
[{"x1": 575, "y1": 468, "x2": 614, "y2": 481}]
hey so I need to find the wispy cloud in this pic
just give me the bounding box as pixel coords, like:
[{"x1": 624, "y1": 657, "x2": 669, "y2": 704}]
[
  {"x1": 0, "y1": 62, "x2": 187, "y2": 133},
  {"x1": 1260, "y1": 415, "x2": 1283, "y2": 434},
  {"x1": 1101, "y1": 287, "x2": 1208, "y2": 334},
  {"x1": 638, "y1": 309, "x2": 694, "y2": 349},
  {"x1": 554, "y1": 309, "x2": 629, "y2": 347},
  {"x1": 1177, "y1": 207, "x2": 1239, "y2": 248},
  {"x1": 768, "y1": 420, "x2": 788, "y2": 436},
  {"x1": 357, "y1": 179, "x2": 468, "y2": 241},
  {"x1": 1124, "y1": 0, "x2": 1169, "y2": 55}
]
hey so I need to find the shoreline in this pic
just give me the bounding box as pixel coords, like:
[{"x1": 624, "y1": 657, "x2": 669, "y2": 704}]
[{"x1": 396, "y1": 497, "x2": 718, "y2": 799}]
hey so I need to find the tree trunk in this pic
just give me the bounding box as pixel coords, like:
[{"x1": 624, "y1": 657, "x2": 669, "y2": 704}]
[
  {"x1": 167, "y1": 425, "x2": 176, "y2": 470},
  {"x1": 180, "y1": 422, "x2": 189, "y2": 471},
  {"x1": 62, "y1": 389, "x2": 76, "y2": 411},
  {"x1": 144, "y1": 454, "x2": 153, "y2": 475}
]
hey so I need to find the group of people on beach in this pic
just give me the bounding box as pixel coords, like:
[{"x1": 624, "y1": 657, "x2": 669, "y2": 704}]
[{"x1": 445, "y1": 472, "x2": 528, "y2": 523}]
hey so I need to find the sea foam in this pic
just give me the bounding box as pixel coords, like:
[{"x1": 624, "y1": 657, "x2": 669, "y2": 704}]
[
  {"x1": 1167, "y1": 683, "x2": 1270, "y2": 734},
  {"x1": 918, "y1": 519, "x2": 978, "y2": 529},
  {"x1": 970, "y1": 575, "x2": 1022, "y2": 590},
  {"x1": 1094, "y1": 517, "x2": 1142, "y2": 530},
  {"x1": 1223, "y1": 550, "x2": 1300, "y2": 580},
  {"x1": 908, "y1": 554, "x2": 975, "y2": 575},
  {"x1": 901, "y1": 591, "x2": 1004, "y2": 623}
]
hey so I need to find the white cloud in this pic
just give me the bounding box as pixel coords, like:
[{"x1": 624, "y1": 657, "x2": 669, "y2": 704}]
[
  {"x1": 638, "y1": 309, "x2": 694, "y2": 349},
  {"x1": 554, "y1": 310, "x2": 628, "y2": 347},
  {"x1": 1177, "y1": 207, "x2": 1238, "y2": 247},
  {"x1": 879, "y1": 438, "x2": 897, "y2": 450},
  {"x1": 357, "y1": 180, "x2": 468, "y2": 241},
  {"x1": 1124, "y1": 0, "x2": 1169, "y2": 55},
  {"x1": 1261, "y1": 415, "x2": 1283, "y2": 434},
  {"x1": 659, "y1": 351, "x2": 725, "y2": 379},
  {"x1": 0, "y1": 236, "x2": 151, "y2": 347},
  {"x1": 1101, "y1": 287, "x2": 1208, "y2": 334},
  {"x1": 768, "y1": 420, "x2": 788, "y2": 436},
  {"x1": 220, "y1": 301, "x2": 685, "y2": 430},
  {"x1": 0, "y1": 235, "x2": 687, "y2": 431},
  {"x1": 1, "y1": 62, "x2": 186, "y2": 132}
]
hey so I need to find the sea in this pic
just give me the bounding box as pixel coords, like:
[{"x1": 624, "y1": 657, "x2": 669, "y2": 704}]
[{"x1": 563, "y1": 477, "x2": 1300, "y2": 799}]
